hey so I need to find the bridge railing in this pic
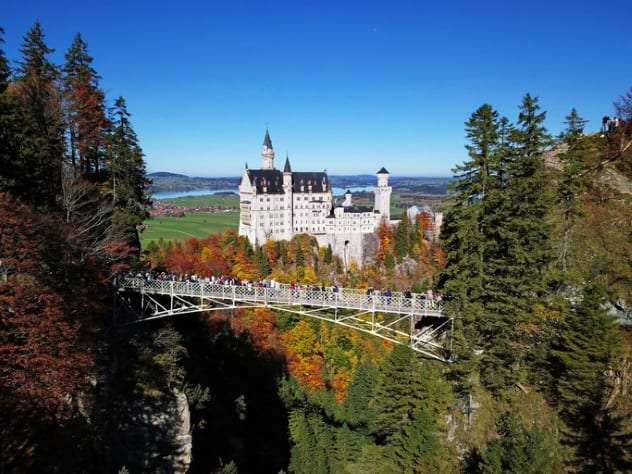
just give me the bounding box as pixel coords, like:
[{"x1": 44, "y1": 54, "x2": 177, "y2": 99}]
[{"x1": 119, "y1": 277, "x2": 443, "y2": 317}]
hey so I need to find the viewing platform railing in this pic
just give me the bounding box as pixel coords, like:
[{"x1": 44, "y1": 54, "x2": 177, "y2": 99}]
[{"x1": 118, "y1": 277, "x2": 444, "y2": 318}]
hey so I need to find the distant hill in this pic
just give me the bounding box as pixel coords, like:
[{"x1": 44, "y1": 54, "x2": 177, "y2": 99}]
[
  {"x1": 148, "y1": 173, "x2": 241, "y2": 193},
  {"x1": 148, "y1": 171, "x2": 451, "y2": 195},
  {"x1": 148, "y1": 172, "x2": 189, "y2": 179}
]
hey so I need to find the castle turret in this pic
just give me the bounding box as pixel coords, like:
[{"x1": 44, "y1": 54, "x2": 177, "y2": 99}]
[
  {"x1": 343, "y1": 190, "x2": 352, "y2": 207},
  {"x1": 262, "y1": 129, "x2": 275, "y2": 169},
  {"x1": 374, "y1": 167, "x2": 391, "y2": 222},
  {"x1": 283, "y1": 153, "x2": 292, "y2": 187}
]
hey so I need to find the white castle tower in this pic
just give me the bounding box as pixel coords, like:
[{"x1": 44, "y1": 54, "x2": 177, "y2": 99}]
[
  {"x1": 261, "y1": 129, "x2": 275, "y2": 169},
  {"x1": 374, "y1": 167, "x2": 392, "y2": 222}
]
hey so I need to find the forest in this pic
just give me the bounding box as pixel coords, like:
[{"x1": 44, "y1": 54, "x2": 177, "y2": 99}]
[{"x1": 1, "y1": 20, "x2": 632, "y2": 474}]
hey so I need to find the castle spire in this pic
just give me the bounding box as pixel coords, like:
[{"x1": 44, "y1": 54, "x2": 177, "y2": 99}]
[
  {"x1": 263, "y1": 128, "x2": 273, "y2": 149},
  {"x1": 284, "y1": 153, "x2": 292, "y2": 173},
  {"x1": 261, "y1": 129, "x2": 275, "y2": 169}
]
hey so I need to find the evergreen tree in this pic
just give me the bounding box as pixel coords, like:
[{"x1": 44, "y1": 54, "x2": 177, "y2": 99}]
[
  {"x1": 107, "y1": 96, "x2": 150, "y2": 246},
  {"x1": 475, "y1": 413, "x2": 562, "y2": 474},
  {"x1": 343, "y1": 362, "x2": 378, "y2": 429},
  {"x1": 0, "y1": 26, "x2": 21, "y2": 195},
  {"x1": 254, "y1": 244, "x2": 270, "y2": 276},
  {"x1": 394, "y1": 212, "x2": 410, "y2": 260},
  {"x1": 555, "y1": 109, "x2": 591, "y2": 279},
  {"x1": 388, "y1": 407, "x2": 443, "y2": 473},
  {"x1": 331, "y1": 425, "x2": 370, "y2": 473},
  {"x1": 63, "y1": 33, "x2": 109, "y2": 175},
  {"x1": 479, "y1": 95, "x2": 552, "y2": 393},
  {"x1": 552, "y1": 285, "x2": 629, "y2": 472},
  {"x1": 0, "y1": 27, "x2": 10, "y2": 92},
  {"x1": 16, "y1": 21, "x2": 58, "y2": 82},
  {"x1": 437, "y1": 104, "x2": 504, "y2": 387},
  {"x1": 372, "y1": 346, "x2": 450, "y2": 441},
  {"x1": 10, "y1": 21, "x2": 64, "y2": 207},
  {"x1": 288, "y1": 409, "x2": 332, "y2": 474},
  {"x1": 324, "y1": 244, "x2": 333, "y2": 265}
]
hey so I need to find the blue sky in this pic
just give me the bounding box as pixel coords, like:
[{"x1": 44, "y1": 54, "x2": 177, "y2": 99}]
[{"x1": 4, "y1": 1, "x2": 631, "y2": 177}]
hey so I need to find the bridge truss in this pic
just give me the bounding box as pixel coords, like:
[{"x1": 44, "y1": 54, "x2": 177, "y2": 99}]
[{"x1": 115, "y1": 278, "x2": 453, "y2": 362}]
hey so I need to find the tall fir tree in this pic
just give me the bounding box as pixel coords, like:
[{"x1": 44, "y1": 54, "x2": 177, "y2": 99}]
[
  {"x1": 0, "y1": 27, "x2": 10, "y2": 92},
  {"x1": 552, "y1": 285, "x2": 630, "y2": 472},
  {"x1": 343, "y1": 362, "x2": 378, "y2": 429},
  {"x1": 371, "y1": 346, "x2": 450, "y2": 442},
  {"x1": 437, "y1": 104, "x2": 504, "y2": 388},
  {"x1": 63, "y1": 33, "x2": 109, "y2": 176},
  {"x1": 394, "y1": 212, "x2": 410, "y2": 260},
  {"x1": 387, "y1": 406, "x2": 443, "y2": 473},
  {"x1": 0, "y1": 26, "x2": 21, "y2": 195},
  {"x1": 107, "y1": 96, "x2": 150, "y2": 247},
  {"x1": 10, "y1": 21, "x2": 65, "y2": 207},
  {"x1": 475, "y1": 413, "x2": 562, "y2": 474},
  {"x1": 479, "y1": 94, "x2": 553, "y2": 393},
  {"x1": 555, "y1": 108, "x2": 591, "y2": 280}
]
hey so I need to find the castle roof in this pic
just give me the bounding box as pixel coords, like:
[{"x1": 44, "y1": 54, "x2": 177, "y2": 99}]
[
  {"x1": 343, "y1": 205, "x2": 373, "y2": 213},
  {"x1": 377, "y1": 167, "x2": 389, "y2": 174},
  {"x1": 292, "y1": 172, "x2": 329, "y2": 193},
  {"x1": 284, "y1": 154, "x2": 292, "y2": 173},
  {"x1": 246, "y1": 169, "x2": 284, "y2": 194},
  {"x1": 263, "y1": 129, "x2": 273, "y2": 149}
]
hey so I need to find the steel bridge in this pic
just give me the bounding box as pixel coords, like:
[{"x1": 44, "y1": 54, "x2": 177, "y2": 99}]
[{"x1": 116, "y1": 277, "x2": 453, "y2": 361}]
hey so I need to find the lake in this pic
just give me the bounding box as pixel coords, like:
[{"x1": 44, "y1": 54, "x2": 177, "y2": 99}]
[{"x1": 153, "y1": 186, "x2": 375, "y2": 200}]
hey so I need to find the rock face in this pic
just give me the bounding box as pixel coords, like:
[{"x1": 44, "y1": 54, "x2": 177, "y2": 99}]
[
  {"x1": 116, "y1": 389, "x2": 192, "y2": 473},
  {"x1": 170, "y1": 389, "x2": 193, "y2": 473}
]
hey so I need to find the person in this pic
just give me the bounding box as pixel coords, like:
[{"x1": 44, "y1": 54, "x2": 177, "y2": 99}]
[
  {"x1": 426, "y1": 288, "x2": 434, "y2": 300},
  {"x1": 404, "y1": 289, "x2": 412, "y2": 299},
  {"x1": 602, "y1": 115, "x2": 610, "y2": 135},
  {"x1": 384, "y1": 288, "x2": 392, "y2": 304}
]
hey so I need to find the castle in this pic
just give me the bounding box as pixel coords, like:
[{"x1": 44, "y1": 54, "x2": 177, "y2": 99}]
[{"x1": 238, "y1": 130, "x2": 392, "y2": 267}]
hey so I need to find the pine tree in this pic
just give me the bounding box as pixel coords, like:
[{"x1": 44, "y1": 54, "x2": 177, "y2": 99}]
[
  {"x1": 372, "y1": 346, "x2": 450, "y2": 441},
  {"x1": 343, "y1": 362, "x2": 378, "y2": 429},
  {"x1": 556, "y1": 109, "x2": 591, "y2": 279},
  {"x1": 331, "y1": 425, "x2": 370, "y2": 473},
  {"x1": 10, "y1": 21, "x2": 65, "y2": 207},
  {"x1": 479, "y1": 95, "x2": 553, "y2": 393},
  {"x1": 16, "y1": 21, "x2": 58, "y2": 82},
  {"x1": 254, "y1": 244, "x2": 270, "y2": 276},
  {"x1": 288, "y1": 409, "x2": 332, "y2": 474},
  {"x1": 394, "y1": 212, "x2": 410, "y2": 260},
  {"x1": 476, "y1": 413, "x2": 562, "y2": 474},
  {"x1": 107, "y1": 96, "x2": 150, "y2": 246},
  {"x1": 0, "y1": 27, "x2": 21, "y2": 194},
  {"x1": 552, "y1": 285, "x2": 629, "y2": 472},
  {"x1": 63, "y1": 33, "x2": 109, "y2": 175},
  {"x1": 324, "y1": 244, "x2": 333, "y2": 265},
  {"x1": 437, "y1": 104, "x2": 504, "y2": 386},
  {"x1": 388, "y1": 407, "x2": 443, "y2": 473},
  {"x1": 0, "y1": 27, "x2": 10, "y2": 92}
]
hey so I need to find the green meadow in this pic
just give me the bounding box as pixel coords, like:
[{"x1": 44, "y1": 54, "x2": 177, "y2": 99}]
[{"x1": 141, "y1": 211, "x2": 239, "y2": 247}]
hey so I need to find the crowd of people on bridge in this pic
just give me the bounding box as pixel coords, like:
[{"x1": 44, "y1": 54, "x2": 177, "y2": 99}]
[{"x1": 120, "y1": 271, "x2": 441, "y2": 302}]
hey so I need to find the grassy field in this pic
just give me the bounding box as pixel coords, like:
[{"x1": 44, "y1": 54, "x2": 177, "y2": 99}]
[
  {"x1": 158, "y1": 194, "x2": 240, "y2": 208},
  {"x1": 141, "y1": 211, "x2": 239, "y2": 247}
]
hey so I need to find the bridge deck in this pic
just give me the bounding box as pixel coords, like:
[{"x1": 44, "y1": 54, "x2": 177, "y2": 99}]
[{"x1": 119, "y1": 278, "x2": 444, "y2": 318}]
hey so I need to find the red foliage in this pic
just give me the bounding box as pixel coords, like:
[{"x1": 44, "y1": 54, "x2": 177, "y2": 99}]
[
  {"x1": 0, "y1": 193, "x2": 101, "y2": 422},
  {"x1": 231, "y1": 308, "x2": 280, "y2": 352},
  {"x1": 286, "y1": 353, "x2": 325, "y2": 391}
]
